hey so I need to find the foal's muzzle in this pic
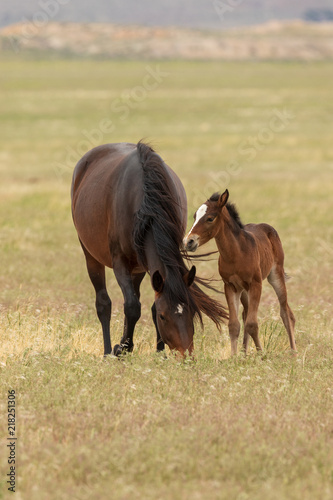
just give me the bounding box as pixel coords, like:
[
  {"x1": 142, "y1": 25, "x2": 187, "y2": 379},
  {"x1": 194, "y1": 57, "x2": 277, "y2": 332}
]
[{"x1": 184, "y1": 234, "x2": 199, "y2": 252}]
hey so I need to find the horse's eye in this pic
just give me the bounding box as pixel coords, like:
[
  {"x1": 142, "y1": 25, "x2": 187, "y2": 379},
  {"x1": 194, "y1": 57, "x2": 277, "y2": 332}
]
[
  {"x1": 206, "y1": 216, "x2": 215, "y2": 223},
  {"x1": 159, "y1": 314, "x2": 166, "y2": 321}
]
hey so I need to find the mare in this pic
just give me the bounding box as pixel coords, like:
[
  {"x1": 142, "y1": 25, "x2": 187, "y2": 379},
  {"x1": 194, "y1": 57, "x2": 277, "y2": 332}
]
[
  {"x1": 183, "y1": 189, "x2": 296, "y2": 355},
  {"x1": 71, "y1": 141, "x2": 228, "y2": 357}
]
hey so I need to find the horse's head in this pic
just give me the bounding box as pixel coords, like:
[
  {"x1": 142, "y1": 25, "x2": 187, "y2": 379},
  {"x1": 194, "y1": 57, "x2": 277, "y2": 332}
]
[
  {"x1": 151, "y1": 266, "x2": 197, "y2": 356},
  {"x1": 183, "y1": 190, "x2": 229, "y2": 252}
]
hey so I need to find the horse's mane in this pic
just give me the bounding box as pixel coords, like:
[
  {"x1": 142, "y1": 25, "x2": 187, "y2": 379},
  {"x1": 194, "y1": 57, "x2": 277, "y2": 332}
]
[
  {"x1": 209, "y1": 192, "x2": 244, "y2": 229},
  {"x1": 133, "y1": 141, "x2": 228, "y2": 327},
  {"x1": 133, "y1": 140, "x2": 184, "y2": 273},
  {"x1": 226, "y1": 203, "x2": 244, "y2": 229}
]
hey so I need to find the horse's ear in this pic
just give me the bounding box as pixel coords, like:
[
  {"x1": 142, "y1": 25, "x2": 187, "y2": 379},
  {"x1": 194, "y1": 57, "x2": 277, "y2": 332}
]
[
  {"x1": 152, "y1": 270, "x2": 164, "y2": 293},
  {"x1": 183, "y1": 265, "x2": 196, "y2": 288},
  {"x1": 219, "y1": 189, "x2": 229, "y2": 208}
]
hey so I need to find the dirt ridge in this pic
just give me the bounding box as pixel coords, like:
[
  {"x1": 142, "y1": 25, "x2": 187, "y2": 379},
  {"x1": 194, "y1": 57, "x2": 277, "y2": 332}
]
[{"x1": 1, "y1": 20, "x2": 333, "y2": 60}]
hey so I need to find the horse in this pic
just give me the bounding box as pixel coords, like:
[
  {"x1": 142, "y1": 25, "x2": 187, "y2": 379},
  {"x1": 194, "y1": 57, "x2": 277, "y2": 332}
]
[
  {"x1": 183, "y1": 189, "x2": 296, "y2": 355},
  {"x1": 71, "y1": 141, "x2": 228, "y2": 357}
]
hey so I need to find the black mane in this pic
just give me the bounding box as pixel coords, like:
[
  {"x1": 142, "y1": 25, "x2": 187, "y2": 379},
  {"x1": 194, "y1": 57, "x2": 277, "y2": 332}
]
[
  {"x1": 226, "y1": 202, "x2": 244, "y2": 229},
  {"x1": 133, "y1": 141, "x2": 202, "y2": 320},
  {"x1": 209, "y1": 192, "x2": 244, "y2": 229}
]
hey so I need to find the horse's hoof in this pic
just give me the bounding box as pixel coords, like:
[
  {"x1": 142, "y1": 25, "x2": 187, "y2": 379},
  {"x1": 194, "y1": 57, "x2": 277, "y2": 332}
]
[
  {"x1": 113, "y1": 344, "x2": 123, "y2": 357},
  {"x1": 156, "y1": 349, "x2": 167, "y2": 360},
  {"x1": 103, "y1": 352, "x2": 118, "y2": 360}
]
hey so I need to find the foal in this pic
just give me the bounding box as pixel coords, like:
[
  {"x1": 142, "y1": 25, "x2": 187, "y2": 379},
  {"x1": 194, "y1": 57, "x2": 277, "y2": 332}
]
[{"x1": 184, "y1": 190, "x2": 296, "y2": 355}]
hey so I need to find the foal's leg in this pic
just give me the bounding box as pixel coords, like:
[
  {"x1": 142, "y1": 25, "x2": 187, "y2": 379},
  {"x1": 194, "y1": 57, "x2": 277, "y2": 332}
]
[
  {"x1": 113, "y1": 259, "x2": 144, "y2": 354},
  {"x1": 267, "y1": 266, "x2": 296, "y2": 351},
  {"x1": 80, "y1": 242, "x2": 112, "y2": 356},
  {"x1": 240, "y1": 291, "x2": 249, "y2": 352},
  {"x1": 244, "y1": 281, "x2": 263, "y2": 353},
  {"x1": 225, "y1": 284, "x2": 242, "y2": 355}
]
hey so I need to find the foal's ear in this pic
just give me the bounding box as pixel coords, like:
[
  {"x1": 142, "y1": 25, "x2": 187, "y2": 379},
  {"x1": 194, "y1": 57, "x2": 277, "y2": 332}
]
[
  {"x1": 218, "y1": 189, "x2": 229, "y2": 208},
  {"x1": 152, "y1": 270, "x2": 164, "y2": 293},
  {"x1": 183, "y1": 265, "x2": 196, "y2": 287}
]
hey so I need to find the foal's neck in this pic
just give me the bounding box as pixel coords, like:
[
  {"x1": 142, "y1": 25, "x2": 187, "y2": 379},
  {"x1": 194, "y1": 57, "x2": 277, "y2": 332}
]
[{"x1": 215, "y1": 212, "x2": 244, "y2": 263}]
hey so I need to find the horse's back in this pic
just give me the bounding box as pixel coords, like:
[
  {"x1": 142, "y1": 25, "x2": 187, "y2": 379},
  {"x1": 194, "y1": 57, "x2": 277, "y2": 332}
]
[
  {"x1": 71, "y1": 142, "x2": 187, "y2": 270},
  {"x1": 245, "y1": 222, "x2": 284, "y2": 277},
  {"x1": 71, "y1": 143, "x2": 136, "y2": 200},
  {"x1": 246, "y1": 223, "x2": 282, "y2": 249},
  {"x1": 71, "y1": 143, "x2": 144, "y2": 266}
]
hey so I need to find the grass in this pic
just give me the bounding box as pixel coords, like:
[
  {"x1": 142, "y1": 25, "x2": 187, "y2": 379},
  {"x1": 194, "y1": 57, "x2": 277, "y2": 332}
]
[{"x1": 0, "y1": 55, "x2": 333, "y2": 499}]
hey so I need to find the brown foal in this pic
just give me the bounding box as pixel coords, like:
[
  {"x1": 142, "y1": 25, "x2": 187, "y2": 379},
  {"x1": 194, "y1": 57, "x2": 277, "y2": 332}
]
[{"x1": 183, "y1": 190, "x2": 296, "y2": 355}]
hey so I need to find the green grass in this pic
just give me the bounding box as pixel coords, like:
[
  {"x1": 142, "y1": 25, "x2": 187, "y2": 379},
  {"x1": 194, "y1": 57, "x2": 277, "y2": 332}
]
[{"x1": 0, "y1": 55, "x2": 333, "y2": 499}]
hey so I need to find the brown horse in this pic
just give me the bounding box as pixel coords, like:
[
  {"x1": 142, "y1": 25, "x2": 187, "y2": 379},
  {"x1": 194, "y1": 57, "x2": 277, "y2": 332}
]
[
  {"x1": 183, "y1": 190, "x2": 296, "y2": 355},
  {"x1": 71, "y1": 141, "x2": 227, "y2": 357}
]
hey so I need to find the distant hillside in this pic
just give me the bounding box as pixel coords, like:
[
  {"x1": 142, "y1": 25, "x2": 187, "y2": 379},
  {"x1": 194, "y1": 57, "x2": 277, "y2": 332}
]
[
  {"x1": 1, "y1": 21, "x2": 333, "y2": 60},
  {"x1": 1, "y1": 0, "x2": 333, "y2": 29}
]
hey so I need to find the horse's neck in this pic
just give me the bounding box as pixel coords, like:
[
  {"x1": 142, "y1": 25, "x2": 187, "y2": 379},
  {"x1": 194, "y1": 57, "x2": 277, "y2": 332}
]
[{"x1": 215, "y1": 217, "x2": 243, "y2": 264}]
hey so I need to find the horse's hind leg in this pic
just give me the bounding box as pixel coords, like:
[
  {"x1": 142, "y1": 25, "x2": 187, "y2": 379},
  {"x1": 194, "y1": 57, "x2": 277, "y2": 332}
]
[
  {"x1": 80, "y1": 241, "x2": 112, "y2": 356},
  {"x1": 268, "y1": 266, "x2": 296, "y2": 351},
  {"x1": 113, "y1": 259, "x2": 145, "y2": 355},
  {"x1": 244, "y1": 281, "x2": 263, "y2": 353}
]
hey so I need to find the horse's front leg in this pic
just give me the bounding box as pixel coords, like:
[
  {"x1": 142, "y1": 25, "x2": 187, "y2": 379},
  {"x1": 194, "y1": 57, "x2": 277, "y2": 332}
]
[
  {"x1": 224, "y1": 284, "x2": 242, "y2": 356},
  {"x1": 113, "y1": 260, "x2": 145, "y2": 355},
  {"x1": 151, "y1": 303, "x2": 165, "y2": 352},
  {"x1": 244, "y1": 280, "x2": 262, "y2": 353}
]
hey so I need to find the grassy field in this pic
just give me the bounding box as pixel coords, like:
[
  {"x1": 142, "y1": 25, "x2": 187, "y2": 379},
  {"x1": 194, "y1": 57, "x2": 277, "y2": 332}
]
[{"x1": 0, "y1": 55, "x2": 333, "y2": 499}]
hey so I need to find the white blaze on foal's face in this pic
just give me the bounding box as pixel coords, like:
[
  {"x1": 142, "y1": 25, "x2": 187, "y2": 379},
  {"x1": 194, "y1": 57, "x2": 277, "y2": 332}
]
[
  {"x1": 190, "y1": 204, "x2": 207, "y2": 233},
  {"x1": 183, "y1": 203, "x2": 207, "y2": 251}
]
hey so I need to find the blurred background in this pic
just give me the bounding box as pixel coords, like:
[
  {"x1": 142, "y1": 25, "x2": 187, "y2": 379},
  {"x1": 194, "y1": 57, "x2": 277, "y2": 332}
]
[
  {"x1": 1, "y1": 0, "x2": 333, "y2": 58},
  {"x1": 1, "y1": 0, "x2": 333, "y2": 28}
]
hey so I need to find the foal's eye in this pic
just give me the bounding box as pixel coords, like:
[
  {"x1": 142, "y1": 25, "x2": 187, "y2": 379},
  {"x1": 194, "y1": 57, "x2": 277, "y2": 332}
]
[
  {"x1": 206, "y1": 216, "x2": 215, "y2": 223},
  {"x1": 159, "y1": 314, "x2": 166, "y2": 321}
]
